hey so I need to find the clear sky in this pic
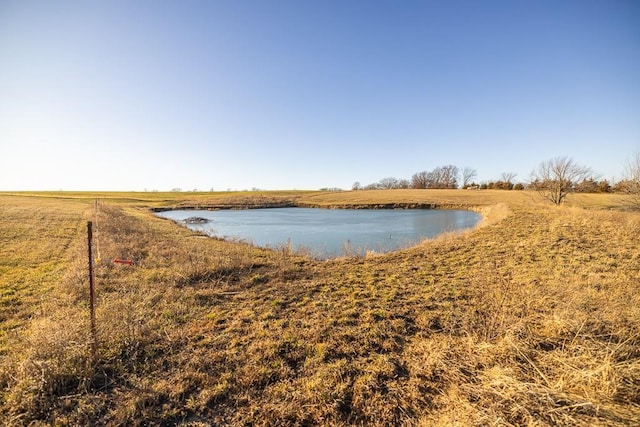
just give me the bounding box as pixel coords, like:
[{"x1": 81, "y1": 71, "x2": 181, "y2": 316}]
[{"x1": 1, "y1": 0, "x2": 639, "y2": 191}]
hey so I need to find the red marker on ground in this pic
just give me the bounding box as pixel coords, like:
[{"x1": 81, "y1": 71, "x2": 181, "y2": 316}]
[{"x1": 113, "y1": 258, "x2": 134, "y2": 266}]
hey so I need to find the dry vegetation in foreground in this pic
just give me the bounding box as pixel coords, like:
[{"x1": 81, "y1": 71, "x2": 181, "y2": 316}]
[{"x1": 0, "y1": 191, "x2": 639, "y2": 426}]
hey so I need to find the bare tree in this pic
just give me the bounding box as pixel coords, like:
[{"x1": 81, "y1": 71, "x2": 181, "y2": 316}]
[
  {"x1": 412, "y1": 165, "x2": 460, "y2": 189},
  {"x1": 495, "y1": 172, "x2": 518, "y2": 190},
  {"x1": 530, "y1": 157, "x2": 593, "y2": 205},
  {"x1": 461, "y1": 167, "x2": 477, "y2": 188},
  {"x1": 500, "y1": 172, "x2": 517, "y2": 183},
  {"x1": 623, "y1": 152, "x2": 640, "y2": 208},
  {"x1": 378, "y1": 177, "x2": 400, "y2": 189},
  {"x1": 428, "y1": 165, "x2": 459, "y2": 188},
  {"x1": 365, "y1": 182, "x2": 381, "y2": 190},
  {"x1": 411, "y1": 171, "x2": 429, "y2": 189},
  {"x1": 398, "y1": 179, "x2": 410, "y2": 189},
  {"x1": 352, "y1": 181, "x2": 362, "y2": 191},
  {"x1": 441, "y1": 165, "x2": 460, "y2": 188}
]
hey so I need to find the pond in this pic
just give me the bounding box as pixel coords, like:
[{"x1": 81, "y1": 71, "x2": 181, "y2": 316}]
[{"x1": 156, "y1": 208, "x2": 481, "y2": 259}]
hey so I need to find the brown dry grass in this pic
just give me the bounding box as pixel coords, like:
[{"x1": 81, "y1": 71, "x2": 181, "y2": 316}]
[
  {"x1": 1, "y1": 190, "x2": 639, "y2": 425},
  {"x1": 0, "y1": 196, "x2": 88, "y2": 356}
]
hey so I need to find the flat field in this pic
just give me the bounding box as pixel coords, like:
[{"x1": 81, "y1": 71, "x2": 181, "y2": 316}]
[{"x1": 0, "y1": 190, "x2": 639, "y2": 425}]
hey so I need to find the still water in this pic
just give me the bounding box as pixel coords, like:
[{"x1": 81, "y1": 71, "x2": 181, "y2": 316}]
[{"x1": 156, "y1": 208, "x2": 481, "y2": 259}]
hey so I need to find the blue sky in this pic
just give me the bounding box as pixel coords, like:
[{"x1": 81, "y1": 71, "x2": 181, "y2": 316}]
[{"x1": 1, "y1": 0, "x2": 638, "y2": 191}]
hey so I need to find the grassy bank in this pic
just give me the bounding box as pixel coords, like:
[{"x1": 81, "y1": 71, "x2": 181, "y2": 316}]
[{"x1": 1, "y1": 191, "x2": 639, "y2": 425}]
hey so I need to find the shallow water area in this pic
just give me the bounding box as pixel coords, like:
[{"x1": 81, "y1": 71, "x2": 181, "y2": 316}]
[{"x1": 156, "y1": 208, "x2": 481, "y2": 259}]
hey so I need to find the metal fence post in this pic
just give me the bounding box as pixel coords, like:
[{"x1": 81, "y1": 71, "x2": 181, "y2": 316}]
[{"x1": 87, "y1": 221, "x2": 97, "y2": 362}]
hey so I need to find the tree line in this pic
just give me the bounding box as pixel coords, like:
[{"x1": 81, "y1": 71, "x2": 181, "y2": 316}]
[
  {"x1": 351, "y1": 153, "x2": 640, "y2": 207},
  {"x1": 353, "y1": 165, "x2": 471, "y2": 191},
  {"x1": 353, "y1": 165, "x2": 523, "y2": 191}
]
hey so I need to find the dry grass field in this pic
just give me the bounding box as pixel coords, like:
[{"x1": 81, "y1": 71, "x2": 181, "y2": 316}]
[{"x1": 0, "y1": 190, "x2": 639, "y2": 426}]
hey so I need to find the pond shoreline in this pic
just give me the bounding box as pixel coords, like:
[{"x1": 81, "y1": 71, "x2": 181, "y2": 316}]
[
  {"x1": 150, "y1": 201, "x2": 466, "y2": 212},
  {"x1": 155, "y1": 207, "x2": 483, "y2": 259}
]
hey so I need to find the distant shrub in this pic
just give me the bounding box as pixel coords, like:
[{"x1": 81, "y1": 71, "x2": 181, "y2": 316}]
[
  {"x1": 574, "y1": 179, "x2": 611, "y2": 193},
  {"x1": 613, "y1": 179, "x2": 634, "y2": 193},
  {"x1": 480, "y1": 180, "x2": 522, "y2": 190}
]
